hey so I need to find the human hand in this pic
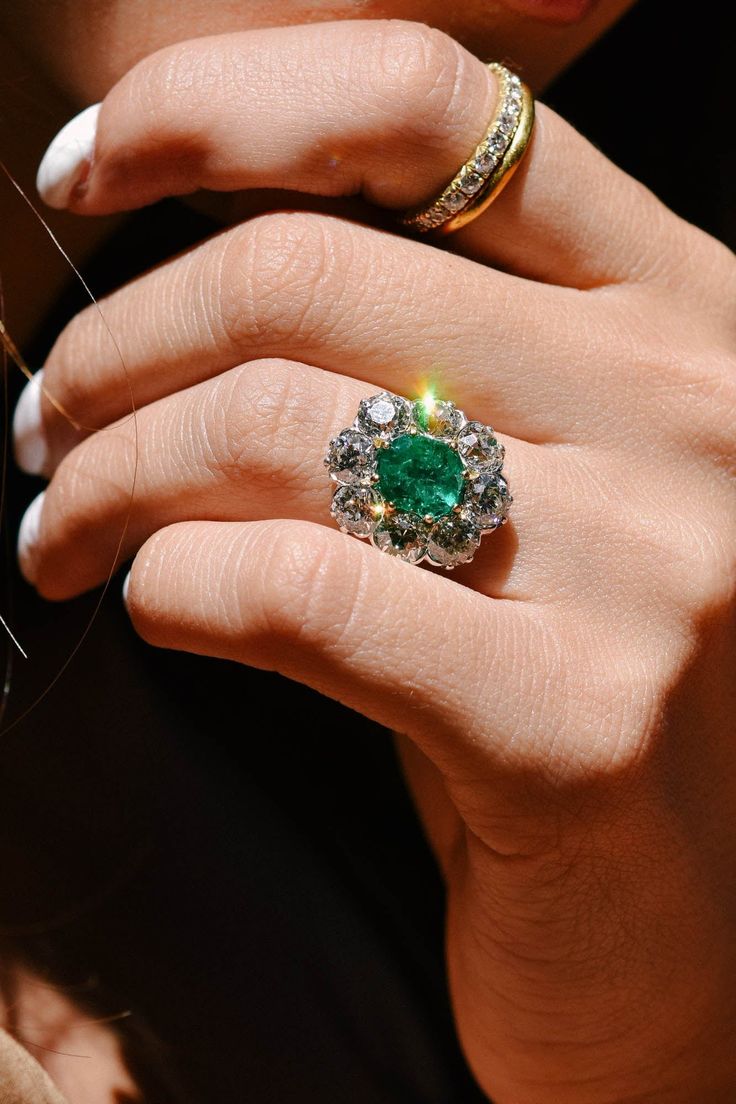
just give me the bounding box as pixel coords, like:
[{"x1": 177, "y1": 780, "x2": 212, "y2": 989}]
[{"x1": 14, "y1": 21, "x2": 736, "y2": 1102}]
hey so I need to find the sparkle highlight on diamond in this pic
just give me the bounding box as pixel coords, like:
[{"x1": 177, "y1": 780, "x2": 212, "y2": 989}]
[{"x1": 326, "y1": 391, "x2": 511, "y2": 568}]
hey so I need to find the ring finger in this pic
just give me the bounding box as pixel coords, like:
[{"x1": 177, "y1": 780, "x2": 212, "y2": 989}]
[{"x1": 19, "y1": 355, "x2": 561, "y2": 602}]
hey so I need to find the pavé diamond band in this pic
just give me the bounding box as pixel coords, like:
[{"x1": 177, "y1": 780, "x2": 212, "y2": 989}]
[
  {"x1": 397, "y1": 61, "x2": 534, "y2": 235},
  {"x1": 325, "y1": 391, "x2": 512, "y2": 569}
]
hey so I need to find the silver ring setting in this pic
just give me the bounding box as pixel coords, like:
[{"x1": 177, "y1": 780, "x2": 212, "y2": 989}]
[{"x1": 325, "y1": 391, "x2": 512, "y2": 569}]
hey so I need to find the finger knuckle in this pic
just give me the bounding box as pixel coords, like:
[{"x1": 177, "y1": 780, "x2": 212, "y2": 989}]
[
  {"x1": 126, "y1": 525, "x2": 186, "y2": 644},
  {"x1": 695, "y1": 233, "x2": 736, "y2": 321},
  {"x1": 44, "y1": 308, "x2": 108, "y2": 420},
  {"x1": 212, "y1": 358, "x2": 338, "y2": 497},
  {"x1": 632, "y1": 317, "x2": 736, "y2": 470},
  {"x1": 623, "y1": 498, "x2": 736, "y2": 625},
  {"x1": 48, "y1": 429, "x2": 134, "y2": 531},
  {"x1": 668, "y1": 348, "x2": 736, "y2": 473},
  {"x1": 686, "y1": 350, "x2": 736, "y2": 468},
  {"x1": 217, "y1": 212, "x2": 344, "y2": 350},
  {"x1": 255, "y1": 521, "x2": 360, "y2": 650},
  {"x1": 550, "y1": 620, "x2": 689, "y2": 787},
  {"x1": 29, "y1": 432, "x2": 133, "y2": 598},
  {"x1": 668, "y1": 516, "x2": 736, "y2": 620},
  {"x1": 368, "y1": 21, "x2": 469, "y2": 147}
]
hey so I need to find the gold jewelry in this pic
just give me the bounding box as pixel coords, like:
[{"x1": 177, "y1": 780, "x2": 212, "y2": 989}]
[{"x1": 397, "y1": 62, "x2": 534, "y2": 235}]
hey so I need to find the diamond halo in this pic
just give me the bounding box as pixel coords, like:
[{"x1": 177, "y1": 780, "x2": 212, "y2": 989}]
[{"x1": 325, "y1": 391, "x2": 512, "y2": 569}]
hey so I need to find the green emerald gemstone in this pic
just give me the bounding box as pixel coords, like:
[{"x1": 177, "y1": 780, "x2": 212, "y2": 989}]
[{"x1": 376, "y1": 434, "x2": 464, "y2": 517}]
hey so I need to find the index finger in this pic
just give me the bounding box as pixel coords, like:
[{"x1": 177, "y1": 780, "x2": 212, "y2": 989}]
[{"x1": 37, "y1": 18, "x2": 694, "y2": 290}]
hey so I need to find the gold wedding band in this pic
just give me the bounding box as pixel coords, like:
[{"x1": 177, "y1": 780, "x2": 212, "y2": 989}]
[{"x1": 397, "y1": 61, "x2": 534, "y2": 235}]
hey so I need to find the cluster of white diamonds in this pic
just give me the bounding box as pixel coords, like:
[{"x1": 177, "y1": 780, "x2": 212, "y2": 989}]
[
  {"x1": 325, "y1": 391, "x2": 512, "y2": 569},
  {"x1": 401, "y1": 63, "x2": 524, "y2": 233}
]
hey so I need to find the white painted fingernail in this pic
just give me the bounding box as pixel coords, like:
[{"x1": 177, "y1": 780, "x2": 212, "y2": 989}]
[
  {"x1": 13, "y1": 369, "x2": 48, "y2": 476},
  {"x1": 36, "y1": 103, "x2": 101, "y2": 208},
  {"x1": 17, "y1": 491, "x2": 46, "y2": 585},
  {"x1": 122, "y1": 571, "x2": 131, "y2": 608}
]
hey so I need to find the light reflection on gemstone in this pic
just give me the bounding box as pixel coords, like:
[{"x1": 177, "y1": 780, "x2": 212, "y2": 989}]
[
  {"x1": 464, "y1": 472, "x2": 512, "y2": 530},
  {"x1": 413, "y1": 399, "x2": 465, "y2": 439},
  {"x1": 426, "y1": 514, "x2": 481, "y2": 568},
  {"x1": 331, "y1": 485, "x2": 382, "y2": 536},
  {"x1": 457, "y1": 422, "x2": 505, "y2": 472},
  {"x1": 356, "y1": 391, "x2": 412, "y2": 438}
]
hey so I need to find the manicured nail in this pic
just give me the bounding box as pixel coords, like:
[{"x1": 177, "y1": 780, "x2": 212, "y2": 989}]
[
  {"x1": 122, "y1": 571, "x2": 131, "y2": 608},
  {"x1": 17, "y1": 491, "x2": 46, "y2": 585},
  {"x1": 36, "y1": 103, "x2": 101, "y2": 208},
  {"x1": 13, "y1": 369, "x2": 48, "y2": 475}
]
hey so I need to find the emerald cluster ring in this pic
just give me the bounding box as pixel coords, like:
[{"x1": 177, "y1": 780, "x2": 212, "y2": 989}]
[{"x1": 325, "y1": 391, "x2": 512, "y2": 569}]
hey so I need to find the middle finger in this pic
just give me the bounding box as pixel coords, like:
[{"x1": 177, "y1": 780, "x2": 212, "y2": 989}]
[{"x1": 17, "y1": 211, "x2": 610, "y2": 475}]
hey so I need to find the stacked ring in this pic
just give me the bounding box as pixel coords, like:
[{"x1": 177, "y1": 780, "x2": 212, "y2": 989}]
[
  {"x1": 397, "y1": 61, "x2": 535, "y2": 235},
  {"x1": 325, "y1": 391, "x2": 512, "y2": 569}
]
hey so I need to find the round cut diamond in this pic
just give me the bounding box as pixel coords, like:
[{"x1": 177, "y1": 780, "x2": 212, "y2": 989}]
[
  {"x1": 464, "y1": 472, "x2": 512, "y2": 530},
  {"x1": 457, "y1": 421, "x2": 504, "y2": 472},
  {"x1": 443, "y1": 189, "x2": 467, "y2": 213},
  {"x1": 371, "y1": 513, "x2": 429, "y2": 563},
  {"x1": 459, "y1": 168, "x2": 485, "y2": 195},
  {"x1": 327, "y1": 428, "x2": 376, "y2": 485},
  {"x1": 356, "y1": 392, "x2": 411, "y2": 438},
  {"x1": 413, "y1": 399, "x2": 465, "y2": 439},
  {"x1": 377, "y1": 434, "x2": 464, "y2": 518},
  {"x1": 473, "y1": 146, "x2": 498, "y2": 175},
  {"x1": 427, "y1": 514, "x2": 481, "y2": 567},
  {"x1": 331, "y1": 485, "x2": 382, "y2": 536}
]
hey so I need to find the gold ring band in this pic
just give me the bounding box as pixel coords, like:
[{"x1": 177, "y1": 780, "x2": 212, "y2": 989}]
[{"x1": 397, "y1": 62, "x2": 535, "y2": 235}]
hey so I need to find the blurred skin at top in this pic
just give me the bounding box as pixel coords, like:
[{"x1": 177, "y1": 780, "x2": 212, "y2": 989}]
[{"x1": 1, "y1": 0, "x2": 636, "y2": 102}]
